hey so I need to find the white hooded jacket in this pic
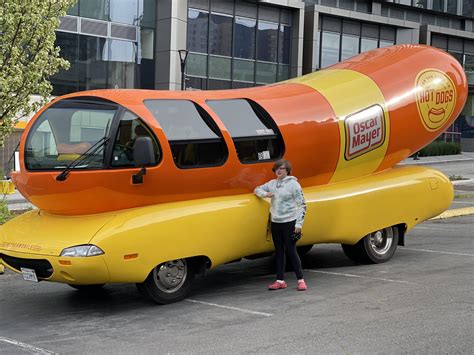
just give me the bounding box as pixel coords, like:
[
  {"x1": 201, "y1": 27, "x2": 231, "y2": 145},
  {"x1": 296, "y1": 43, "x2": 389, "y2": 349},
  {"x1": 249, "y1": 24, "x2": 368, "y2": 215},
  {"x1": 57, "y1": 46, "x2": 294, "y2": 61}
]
[{"x1": 254, "y1": 176, "x2": 307, "y2": 228}]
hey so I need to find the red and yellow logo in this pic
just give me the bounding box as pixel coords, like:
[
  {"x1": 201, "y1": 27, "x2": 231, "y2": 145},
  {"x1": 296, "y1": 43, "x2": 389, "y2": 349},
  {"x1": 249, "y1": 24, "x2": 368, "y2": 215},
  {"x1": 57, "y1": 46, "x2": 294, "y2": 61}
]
[{"x1": 415, "y1": 69, "x2": 456, "y2": 132}]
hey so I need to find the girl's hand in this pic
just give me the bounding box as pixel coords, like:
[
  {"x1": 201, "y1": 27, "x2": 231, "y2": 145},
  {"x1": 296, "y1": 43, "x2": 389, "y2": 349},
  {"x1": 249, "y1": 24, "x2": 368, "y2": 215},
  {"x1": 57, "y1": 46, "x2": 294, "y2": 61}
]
[
  {"x1": 294, "y1": 227, "x2": 301, "y2": 234},
  {"x1": 266, "y1": 192, "x2": 274, "y2": 197}
]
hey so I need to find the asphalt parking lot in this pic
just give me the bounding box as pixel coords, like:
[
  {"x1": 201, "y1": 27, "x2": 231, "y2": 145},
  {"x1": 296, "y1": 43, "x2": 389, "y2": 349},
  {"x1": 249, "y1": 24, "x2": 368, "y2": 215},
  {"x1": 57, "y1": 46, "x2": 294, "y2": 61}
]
[{"x1": 0, "y1": 215, "x2": 473, "y2": 354}]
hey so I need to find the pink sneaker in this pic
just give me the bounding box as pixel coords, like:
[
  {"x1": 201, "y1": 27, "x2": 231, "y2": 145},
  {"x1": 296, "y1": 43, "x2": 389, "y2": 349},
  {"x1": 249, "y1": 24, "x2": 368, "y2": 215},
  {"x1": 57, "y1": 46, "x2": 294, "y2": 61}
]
[
  {"x1": 297, "y1": 280, "x2": 308, "y2": 291},
  {"x1": 268, "y1": 281, "x2": 287, "y2": 290}
]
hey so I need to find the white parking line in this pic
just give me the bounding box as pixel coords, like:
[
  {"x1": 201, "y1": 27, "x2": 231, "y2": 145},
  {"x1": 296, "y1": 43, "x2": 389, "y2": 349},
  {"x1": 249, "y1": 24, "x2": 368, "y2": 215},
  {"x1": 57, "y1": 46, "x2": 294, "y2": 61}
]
[
  {"x1": 0, "y1": 337, "x2": 56, "y2": 354},
  {"x1": 304, "y1": 270, "x2": 419, "y2": 285},
  {"x1": 186, "y1": 299, "x2": 273, "y2": 317},
  {"x1": 403, "y1": 248, "x2": 474, "y2": 257},
  {"x1": 414, "y1": 226, "x2": 463, "y2": 232}
]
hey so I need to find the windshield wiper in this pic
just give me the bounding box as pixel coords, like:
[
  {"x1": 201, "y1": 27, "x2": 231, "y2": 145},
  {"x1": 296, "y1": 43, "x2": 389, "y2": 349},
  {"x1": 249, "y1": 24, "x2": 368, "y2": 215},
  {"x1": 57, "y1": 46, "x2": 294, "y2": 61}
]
[{"x1": 56, "y1": 137, "x2": 110, "y2": 181}]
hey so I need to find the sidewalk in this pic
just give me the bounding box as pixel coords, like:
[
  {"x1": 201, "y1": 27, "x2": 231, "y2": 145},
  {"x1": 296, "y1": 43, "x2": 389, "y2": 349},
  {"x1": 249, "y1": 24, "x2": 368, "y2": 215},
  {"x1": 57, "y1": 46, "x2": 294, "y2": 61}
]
[{"x1": 400, "y1": 151, "x2": 474, "y2": 166}]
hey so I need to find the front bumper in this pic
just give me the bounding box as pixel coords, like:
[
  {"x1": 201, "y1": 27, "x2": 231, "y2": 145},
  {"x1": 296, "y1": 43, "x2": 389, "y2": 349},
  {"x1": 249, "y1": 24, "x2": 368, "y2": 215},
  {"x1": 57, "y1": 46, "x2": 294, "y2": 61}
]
[{"x1": 0, "y1": 249, "x2": 110, "y2": 285}]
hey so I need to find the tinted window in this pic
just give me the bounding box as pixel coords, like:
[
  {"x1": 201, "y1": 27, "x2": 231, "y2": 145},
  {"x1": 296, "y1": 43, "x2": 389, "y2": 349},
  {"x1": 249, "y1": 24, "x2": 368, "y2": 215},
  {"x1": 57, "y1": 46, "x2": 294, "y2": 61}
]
[
  {"x1": 144, "y1": 100, "x2": 227, "y2": 168},
  {"x1": 145, "y1": 100, "x2": 219, "y2": 141},
  {"x1": 206, "y1": 99, "x2": 283, "y2": 163},
  {"x1": 111, "y1": 111, "x2": 161, "y2": 167}
]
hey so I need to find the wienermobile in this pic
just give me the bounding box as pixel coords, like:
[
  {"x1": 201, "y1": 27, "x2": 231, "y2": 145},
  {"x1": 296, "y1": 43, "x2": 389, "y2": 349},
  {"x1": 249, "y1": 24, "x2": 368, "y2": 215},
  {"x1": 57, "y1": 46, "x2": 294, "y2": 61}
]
[{"x1": 0, "y1": 45, "x2": 467, "y2": 304}]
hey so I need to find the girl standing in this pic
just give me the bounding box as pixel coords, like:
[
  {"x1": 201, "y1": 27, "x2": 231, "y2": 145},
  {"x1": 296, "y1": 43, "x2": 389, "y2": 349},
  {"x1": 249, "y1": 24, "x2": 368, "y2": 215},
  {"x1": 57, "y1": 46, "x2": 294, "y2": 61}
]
[{"x1": 254, "y1": 159, "x2": 308, "y2": 291}]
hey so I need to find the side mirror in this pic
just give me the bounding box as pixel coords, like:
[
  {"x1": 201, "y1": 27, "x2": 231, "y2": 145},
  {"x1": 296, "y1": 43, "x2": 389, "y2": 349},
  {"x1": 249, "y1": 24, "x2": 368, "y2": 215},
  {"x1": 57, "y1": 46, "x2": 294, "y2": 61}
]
[
  {"x1": 133, "y1": 137, "x2": 155, "y2": 166},
  {"x1": 132, "y1": 137, "x2": 155, "y2": 185}
]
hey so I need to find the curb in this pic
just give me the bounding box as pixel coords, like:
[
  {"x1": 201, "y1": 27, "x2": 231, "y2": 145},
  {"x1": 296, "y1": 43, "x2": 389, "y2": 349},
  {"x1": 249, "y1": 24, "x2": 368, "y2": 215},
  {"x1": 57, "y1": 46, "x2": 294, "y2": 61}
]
[
  {"x1": 431, "y1": 207, "x2": 474, "y2": 220},
  {"x1": 452, "y1": 178, "x2": 474, "y2": 186}
]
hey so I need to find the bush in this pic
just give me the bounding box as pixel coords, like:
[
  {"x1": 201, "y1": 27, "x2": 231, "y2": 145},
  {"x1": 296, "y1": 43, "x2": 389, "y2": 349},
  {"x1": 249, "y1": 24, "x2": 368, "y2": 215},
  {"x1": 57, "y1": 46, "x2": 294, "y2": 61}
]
[
  {"x1": 418, "y1": 141, "x2": 461, "y2": 157},
  {"x1": 0, "y1": 197, "x2": 12, "y2": 225}
]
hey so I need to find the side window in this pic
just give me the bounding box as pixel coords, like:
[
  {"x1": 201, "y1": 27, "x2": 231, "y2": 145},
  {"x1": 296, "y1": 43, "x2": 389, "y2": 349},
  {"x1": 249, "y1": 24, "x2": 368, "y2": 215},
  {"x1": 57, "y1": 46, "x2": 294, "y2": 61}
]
[
  {"x1": 144, "y1": 99, "x2": 227, "y2": 168},
  {"x1": 206, "y1": 99, "x2": 284, "y2": 163},
  {"x1": 111, "y1": 111, "x2": 161, "y2": 167}
]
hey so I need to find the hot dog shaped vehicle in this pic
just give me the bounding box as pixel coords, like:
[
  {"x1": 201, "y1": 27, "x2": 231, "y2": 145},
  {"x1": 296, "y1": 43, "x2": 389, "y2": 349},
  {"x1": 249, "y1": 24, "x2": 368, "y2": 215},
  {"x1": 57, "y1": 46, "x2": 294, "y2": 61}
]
[{"x1": 0, "y1": 45, "x2": 467, "y2": 304}]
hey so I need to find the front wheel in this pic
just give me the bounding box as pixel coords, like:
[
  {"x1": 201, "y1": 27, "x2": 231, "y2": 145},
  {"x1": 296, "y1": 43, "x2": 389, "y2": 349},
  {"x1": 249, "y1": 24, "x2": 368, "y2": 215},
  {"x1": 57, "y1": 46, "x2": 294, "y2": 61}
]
[
  {"x1": 136, "y1": 259, "x2": 195, "y2": 304},
  {"x1": 341, "y1": 226, "x2": 399, "y2": 264}
]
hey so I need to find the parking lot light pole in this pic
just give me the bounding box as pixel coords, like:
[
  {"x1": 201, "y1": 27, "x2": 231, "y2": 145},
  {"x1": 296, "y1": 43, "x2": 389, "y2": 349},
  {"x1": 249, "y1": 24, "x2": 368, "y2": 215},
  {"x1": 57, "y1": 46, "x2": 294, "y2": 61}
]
[{"x1": 178, "y1": 49, "x2": 189, "y2": 91}]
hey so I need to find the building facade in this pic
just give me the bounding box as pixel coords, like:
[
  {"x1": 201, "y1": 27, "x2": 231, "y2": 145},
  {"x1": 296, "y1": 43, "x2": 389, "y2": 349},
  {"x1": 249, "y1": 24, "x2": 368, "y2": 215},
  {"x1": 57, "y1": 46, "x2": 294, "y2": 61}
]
[{"x1": 2, "y1": 0, "x2": 474, "y2": 175}]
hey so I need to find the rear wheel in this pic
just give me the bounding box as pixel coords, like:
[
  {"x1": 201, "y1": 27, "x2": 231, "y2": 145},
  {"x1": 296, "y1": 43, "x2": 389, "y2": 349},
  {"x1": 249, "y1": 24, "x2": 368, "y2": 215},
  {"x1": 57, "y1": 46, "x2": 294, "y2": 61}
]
[
  {"x1": 136, "y1": 259, "x2": 195, "y2": 304},
  {"x1": 342, "y1": 226, "x2": 399, "y2": 264}
]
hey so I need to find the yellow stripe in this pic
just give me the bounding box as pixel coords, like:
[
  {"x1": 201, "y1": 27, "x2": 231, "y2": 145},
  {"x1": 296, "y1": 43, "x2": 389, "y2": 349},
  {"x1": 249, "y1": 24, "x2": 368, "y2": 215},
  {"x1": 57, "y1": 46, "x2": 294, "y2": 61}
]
[{"x1": 288, "y1": 69, "x2": 390, "y2": 183}]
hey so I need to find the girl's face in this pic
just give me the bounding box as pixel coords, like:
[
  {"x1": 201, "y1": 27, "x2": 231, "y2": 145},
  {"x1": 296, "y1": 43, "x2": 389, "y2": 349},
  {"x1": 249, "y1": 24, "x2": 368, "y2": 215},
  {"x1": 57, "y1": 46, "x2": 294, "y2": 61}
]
[{"x1": 275, "y1": 166, "x2": 288, "y2": 179}]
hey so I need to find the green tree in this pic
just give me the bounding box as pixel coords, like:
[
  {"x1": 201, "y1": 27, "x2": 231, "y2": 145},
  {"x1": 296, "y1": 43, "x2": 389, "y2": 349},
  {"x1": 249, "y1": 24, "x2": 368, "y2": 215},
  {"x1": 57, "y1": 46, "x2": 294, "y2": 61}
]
[{"x1": 0, "y1": 0, "x2": 76, "y2": 146}]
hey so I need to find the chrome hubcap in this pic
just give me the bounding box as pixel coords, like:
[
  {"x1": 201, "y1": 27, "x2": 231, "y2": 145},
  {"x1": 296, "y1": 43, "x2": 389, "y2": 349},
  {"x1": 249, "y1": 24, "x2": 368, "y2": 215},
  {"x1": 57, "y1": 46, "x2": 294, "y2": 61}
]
[
  {"x1": 369, "y1": 228, "x2": 393, "y2": 256},
  {"x1": 153, "y1": 259, "x2": 187, "y2": 293}
]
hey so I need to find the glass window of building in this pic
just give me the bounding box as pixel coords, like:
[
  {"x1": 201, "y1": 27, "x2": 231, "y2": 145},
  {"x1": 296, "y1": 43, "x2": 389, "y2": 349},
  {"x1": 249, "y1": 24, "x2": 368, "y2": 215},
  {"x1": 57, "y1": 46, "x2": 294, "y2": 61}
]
[
  {"x1": 108, "y1": 39, "x2": 137, "y2": 89},
  {"x1": 340, "y1": 0, "x2": 355, "y2": 11},
  {"x1": 52, "y1": 32, "x2": 79, "y2": 95},
  {"x1": 233, "y1": 59, "x2": 255, "y2": 82},
  {"x1": 279, "y1": 25, "x2": 291, "y2": 64},
  {"x1": 432, "y1": 0, "x2": 446, "y2": 12},
  {"x1": 188, "y1": 8, "x2": 209, "y2": 54},
  {"x1": 321, "y1": 32, "x2": 341, "y2": 67},
  {"x1": 144, "y1": 100, "x2": 227, "y2": 168},
  {"x1": 463, "y1": 0, "x2": 473, "y2": 17},
  {"x1": 257, "y1": 21, "x2": 279, "y2": 62},
  {"x1": 206, "y1": 99, "x2": 283, "y2": 163},
  {"x1": 209, "y1": 13, "x2": 233, "y2": 57},
  {"x1": 355, "y1": 0, "x2": 370, "y2": 13},
  {"x1": 187, "y1": 53, "x2": 208, "y2": 77},
  {"x1": 380, "y1": 26, "x2": 396, "y2": 48},
  {"x1": 109, "y1": 0, "x2": 139, "y2": 25},
  {"x1": 67, "y1": 2, "x2": 79, "y2": 16},
  {"x1": 80, "y1": 0, "x2": 109, "y2": 21},
  {"x1": 234, "y1": 17, "x2": 256, "y2": 59},
  {"x1": 447, "y1": 0, "x2": 458, "y2": 14},
  {"x1": 416, "y1": 0, "x2": 428, "y2": 9},
  {"x1": 341, "y1": 20, "x2": 360, "y2": 60},
  {"x1": 111, "y1": 111, "x2": 160, "y2": 167},
  {"x1": 78, "y1": 35, "x2": 108, "y2": 91},
  {"x1": 187, "y1": 3, "x2": 292, "y2": 88},
  {"x1": 321, "y1": 16, "x2": 342, "y2": 67},
  {"x1": 209, "y1": 56, "x2": 231, "y2": 80},
  {"x1": 139, "y1": 0, "x2": 156, "y2": 28},
  {"x1": 256, "y1": 62, "x2": 277, "y2": 84}
]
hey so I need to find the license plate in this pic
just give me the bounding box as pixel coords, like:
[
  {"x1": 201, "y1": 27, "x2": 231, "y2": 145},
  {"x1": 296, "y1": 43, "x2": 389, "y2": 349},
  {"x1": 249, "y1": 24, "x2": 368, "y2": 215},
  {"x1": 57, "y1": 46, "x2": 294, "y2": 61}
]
[{"x1": 21, "y1": 268, "x2": 39, "y2": 283}]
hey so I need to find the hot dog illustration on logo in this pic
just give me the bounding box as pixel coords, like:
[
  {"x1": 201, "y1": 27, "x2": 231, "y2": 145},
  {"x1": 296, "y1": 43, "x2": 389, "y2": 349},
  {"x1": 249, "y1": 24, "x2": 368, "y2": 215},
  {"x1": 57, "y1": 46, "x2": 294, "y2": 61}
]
[{"x1": 415, "y1": 69, "x2": 457, "y2": 132}]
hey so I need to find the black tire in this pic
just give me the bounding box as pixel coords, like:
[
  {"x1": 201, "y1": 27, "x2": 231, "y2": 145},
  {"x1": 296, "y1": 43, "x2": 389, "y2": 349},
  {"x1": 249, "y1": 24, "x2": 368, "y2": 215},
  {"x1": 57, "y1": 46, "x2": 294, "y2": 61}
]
[
  {"x1": 68, "y1": 284, "x2": 105, "y2": 291},
  {"x1": 342, "y1": 226, "x2": 399, "y2": 264},
  {"x1": 136, "y1": 259, "x2": 195, "y2": 304}
]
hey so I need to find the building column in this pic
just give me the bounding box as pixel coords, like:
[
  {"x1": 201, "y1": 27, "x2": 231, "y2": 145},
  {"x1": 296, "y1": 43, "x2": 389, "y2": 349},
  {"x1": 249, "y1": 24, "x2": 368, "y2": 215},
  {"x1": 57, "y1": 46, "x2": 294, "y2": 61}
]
[
  {"x1": 303, "y1": 6, "x2": 319, "y2": 74},
  {"x1": 155, "y1": 0, "x2": 188, "y2": 90},
  {"x1": 291, "y1": 5, "x2": 305, "y2": 78}
]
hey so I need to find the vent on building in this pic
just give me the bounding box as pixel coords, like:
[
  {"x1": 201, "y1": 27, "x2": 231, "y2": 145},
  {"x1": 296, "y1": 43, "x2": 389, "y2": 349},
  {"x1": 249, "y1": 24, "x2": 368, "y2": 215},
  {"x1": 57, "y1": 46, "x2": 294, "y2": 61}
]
[
  {"x1": 81, "y1": 18, "x2": 108, "y2": 37},
  {"x1": 110, "y1": 24, "x2": 137, "y2": 41},
  {"x1": 59, "y1": 16, "x2": 78, "y2": 32}
]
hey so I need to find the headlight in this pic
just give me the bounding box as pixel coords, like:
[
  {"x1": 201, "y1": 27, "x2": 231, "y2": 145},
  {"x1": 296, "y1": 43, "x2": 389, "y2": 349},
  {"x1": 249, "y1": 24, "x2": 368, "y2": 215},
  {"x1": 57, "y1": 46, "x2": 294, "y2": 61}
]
[{"x1": 60, "y1": 244, "x2": 104, "y2": 257}]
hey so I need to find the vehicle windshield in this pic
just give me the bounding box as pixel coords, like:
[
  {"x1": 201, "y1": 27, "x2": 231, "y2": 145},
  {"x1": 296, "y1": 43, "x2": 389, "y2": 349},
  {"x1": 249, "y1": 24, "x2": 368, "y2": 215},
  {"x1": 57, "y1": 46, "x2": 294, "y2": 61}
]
[{"x1": 25, "y1": 100, "x2": 116, "y2": 170}]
